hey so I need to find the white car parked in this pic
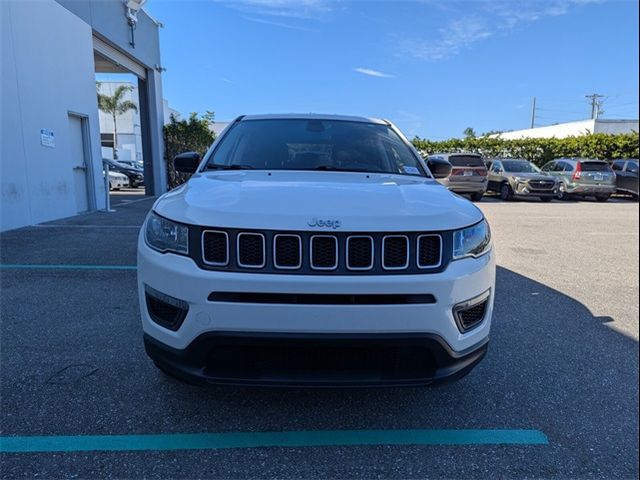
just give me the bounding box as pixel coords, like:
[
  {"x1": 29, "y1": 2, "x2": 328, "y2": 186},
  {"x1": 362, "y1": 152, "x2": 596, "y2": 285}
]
[
  {"x1": 106, "y1": 170, "x2": 129, "y2": 190},
  {"x1": 138, "y1": 114, "x2": 495, "y2": 387}
]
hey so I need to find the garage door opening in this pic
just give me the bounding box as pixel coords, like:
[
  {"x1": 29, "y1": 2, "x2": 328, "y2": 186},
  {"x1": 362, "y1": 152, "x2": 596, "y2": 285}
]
[{"x1": 94, "y1": 43, "x2": 155, "y2": 207}]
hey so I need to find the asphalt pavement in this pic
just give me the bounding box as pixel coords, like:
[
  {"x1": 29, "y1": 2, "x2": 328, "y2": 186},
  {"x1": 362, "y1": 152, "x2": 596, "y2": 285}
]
[{"x1": 0, "y1": 196, "x2": 638, "y2": 478}]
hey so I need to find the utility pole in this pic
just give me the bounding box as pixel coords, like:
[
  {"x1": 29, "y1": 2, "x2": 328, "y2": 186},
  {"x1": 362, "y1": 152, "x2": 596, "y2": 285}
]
[
  {"x1": 530, "y1": 97, "x2": 536, "y2": 128},
  {"x1": 585, "y1": 93, "x2": 605, "y2": 119}
]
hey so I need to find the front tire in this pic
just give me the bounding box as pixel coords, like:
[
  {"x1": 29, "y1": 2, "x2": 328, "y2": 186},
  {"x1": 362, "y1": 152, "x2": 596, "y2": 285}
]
[
  {"x1": 470, "y1": 191, "x2": 484, "y2": 202},
  {"x1": 499, "y1": 183, "x2": 513, "y2": 201},
  {"x1": 556, "y1": 183, "x2": 569, "y2": 201},
  {"x1": 595, "y1": 194, "x2": 611, "y2": 202}
]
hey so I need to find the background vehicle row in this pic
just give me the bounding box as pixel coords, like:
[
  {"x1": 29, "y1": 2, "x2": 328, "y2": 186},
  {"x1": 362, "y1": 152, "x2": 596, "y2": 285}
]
[{"x1": 426, "y1": 153, "x2": 638, "y2": 202}]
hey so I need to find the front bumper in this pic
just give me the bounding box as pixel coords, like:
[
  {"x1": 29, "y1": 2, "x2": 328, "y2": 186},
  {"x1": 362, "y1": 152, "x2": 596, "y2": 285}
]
[
  {"x1": 144, "y1": 332, "x2": 489, "y2": 387},
  {"x1": 138, "y1": 234, "x2": 495, "y2": 386},
  {"x1": 513, "y1": 182, "x2": 557, "y2": 197}
]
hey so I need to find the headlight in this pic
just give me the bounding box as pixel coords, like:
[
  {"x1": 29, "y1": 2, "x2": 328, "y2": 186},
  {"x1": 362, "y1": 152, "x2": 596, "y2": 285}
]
[
  {"x1": 514, "y1": 176, "x2": 526, "y2": 182},
  {"x1": 145, "y1": 212, "x2": 189, "y2": 254},
  {"x1": 453, "y1": 219, "x2": 491, "y2": 260}
]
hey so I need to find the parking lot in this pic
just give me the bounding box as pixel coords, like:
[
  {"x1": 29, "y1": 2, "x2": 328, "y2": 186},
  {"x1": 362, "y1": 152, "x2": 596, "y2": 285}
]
[{"x1": 0, "y1": 197, "x2": 638, "y2": 478}]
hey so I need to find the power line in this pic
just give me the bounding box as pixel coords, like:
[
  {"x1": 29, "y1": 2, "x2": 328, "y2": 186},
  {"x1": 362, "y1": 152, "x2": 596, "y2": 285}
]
[{"x1": 585, "y1": 93, "x2": 605, "y2": 119}]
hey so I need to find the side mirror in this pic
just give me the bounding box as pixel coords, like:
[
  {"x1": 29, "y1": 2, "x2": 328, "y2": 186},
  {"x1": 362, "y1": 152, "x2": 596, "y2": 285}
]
[
  {"x1": 426, "y1": 158, "x2": 452, "y2": 179},
  {"x1": 174, "y1": 152, "x2": 200, "y2": 174}
]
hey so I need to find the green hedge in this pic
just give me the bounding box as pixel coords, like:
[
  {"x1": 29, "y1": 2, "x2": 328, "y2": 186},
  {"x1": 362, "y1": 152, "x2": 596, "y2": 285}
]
[{"x1": 411, "y1": 132, "x2": 639, "y2": 167}]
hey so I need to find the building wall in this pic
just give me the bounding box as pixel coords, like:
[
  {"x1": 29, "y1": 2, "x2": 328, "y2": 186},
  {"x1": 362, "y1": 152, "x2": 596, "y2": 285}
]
[
  {"x1": 497, "y1": 120, "x2": 596, "y2": 140},
  {"x1": 1, "y1": 0, "x2": 105, "y2": 231},
  {"x1": 593, "y1": 119, "x2": 640, "y2": 135},
  {"x1": 496, "y1": 119, "x2": 639, "y2": 140}
]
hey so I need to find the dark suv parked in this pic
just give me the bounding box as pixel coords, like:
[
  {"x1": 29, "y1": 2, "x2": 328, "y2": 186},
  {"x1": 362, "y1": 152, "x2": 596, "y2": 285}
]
[{"x1": 611, "y1": 159, "x2": 639, "y2": 198}]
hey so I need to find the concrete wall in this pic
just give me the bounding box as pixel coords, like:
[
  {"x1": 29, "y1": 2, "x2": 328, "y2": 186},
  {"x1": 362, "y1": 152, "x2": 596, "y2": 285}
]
[{"x1": 1, "y1": 0, "x2": 106, "y2": 231}]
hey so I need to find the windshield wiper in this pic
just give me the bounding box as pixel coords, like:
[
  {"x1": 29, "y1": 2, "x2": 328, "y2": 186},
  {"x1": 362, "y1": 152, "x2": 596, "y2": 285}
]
[
  {"x1": 205, "y1": 164, "x2": 254, "y2": 170},
  {"x1": 312, "y1": 165, "x2": 371, "y2": 173}
]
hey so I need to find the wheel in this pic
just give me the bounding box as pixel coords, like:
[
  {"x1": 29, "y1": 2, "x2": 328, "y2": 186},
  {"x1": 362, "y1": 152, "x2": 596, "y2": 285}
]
[
  {"x1": 556, "y1": 183, "x2": 569, "y2": 201},
  {"x1": 540, "y1": 196, "x2": 553, "y2": 202},
  {"x1": 499, "y1": 183, "x2": 513, "y2": 201},
  {"x1": 470, "y1": 191, "x2": 484, "y2": 202},
  {"x1": 595, "y1": 194, "x2": 611, "y2": 202}
]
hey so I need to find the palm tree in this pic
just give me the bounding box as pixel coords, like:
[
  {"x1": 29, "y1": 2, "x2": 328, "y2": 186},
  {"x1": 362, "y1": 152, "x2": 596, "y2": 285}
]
[{"x1": 97, "y1": 83, "x2": 138, "y2": 159}]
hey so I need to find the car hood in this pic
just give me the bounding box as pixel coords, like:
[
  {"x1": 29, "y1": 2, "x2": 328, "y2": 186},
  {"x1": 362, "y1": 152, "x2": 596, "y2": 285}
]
[
  {"x1": 507, "y1": 172, "x2": 555, "y2": 180},
  {"x1": 154, "y1": 171, "x2": 484, "y2": 231}
]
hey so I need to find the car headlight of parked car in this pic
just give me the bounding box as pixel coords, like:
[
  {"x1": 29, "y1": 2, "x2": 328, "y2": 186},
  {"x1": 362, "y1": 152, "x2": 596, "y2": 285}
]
[
  {"x1": 453, "y1": 219, "x2": 491, "y2": 260},
  {"x1": 145, "y1": 212, "x2": 189, "y2": 254}
]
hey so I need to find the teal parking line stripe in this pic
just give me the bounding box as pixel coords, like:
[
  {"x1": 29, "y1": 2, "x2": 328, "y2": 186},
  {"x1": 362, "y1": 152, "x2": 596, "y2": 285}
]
[
  {"x1": 0, "y1": 264, "x2": 136, "y2": 271},
  {"x1": 0, "y1": 429, "x2": 548, "y2": 453}
]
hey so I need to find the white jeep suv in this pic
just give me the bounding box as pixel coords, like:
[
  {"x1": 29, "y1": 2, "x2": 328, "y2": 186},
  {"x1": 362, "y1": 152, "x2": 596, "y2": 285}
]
[{"x1": 138, "y1": 114, "x2": 495, "y2": 387}]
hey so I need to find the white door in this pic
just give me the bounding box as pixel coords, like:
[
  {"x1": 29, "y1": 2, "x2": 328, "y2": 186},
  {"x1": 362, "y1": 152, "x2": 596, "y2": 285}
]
[{"x1": 68, "y1": 115, "x2": 89, "y2": 213}]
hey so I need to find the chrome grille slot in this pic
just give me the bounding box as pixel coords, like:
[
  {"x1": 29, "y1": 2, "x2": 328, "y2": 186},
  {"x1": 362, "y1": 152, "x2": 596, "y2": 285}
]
[
  {"x1": 346, "y1": 236, "x2": 374, "y2": 270},
  {"x1": 202, "y1": 230, "x2": 229, "y2": 266},
  {"x1": 382, "y1": 235, "x2": 409, "y2": 270},
  {"x1": 417, "y1": 234, "x2": 442, "y2": 268},
  {"x1": 237, "y1": 233, "x2": 266, "y2": 268},
  {"x1": 310, "y1": 235, "x2": 338, "y2": 270},
  {"x1": 273, "y1": 234, "x2": 302, "y2": 269}
]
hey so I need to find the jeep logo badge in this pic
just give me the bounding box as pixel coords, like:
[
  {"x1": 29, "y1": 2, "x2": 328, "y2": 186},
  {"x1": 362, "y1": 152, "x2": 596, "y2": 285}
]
[{"x1": 308, "y1": 218, "x2": 342, "y2": 229}]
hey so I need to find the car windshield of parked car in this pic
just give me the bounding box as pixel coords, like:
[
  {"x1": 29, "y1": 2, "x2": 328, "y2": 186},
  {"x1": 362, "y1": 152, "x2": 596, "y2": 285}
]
[
  {"x1": 204, "y1": 119, "x2": 426, "y2": 177},
  {"x1": 448, "y1": 155, "x2": 484, "y2": 167},
  {"x1": 502, "y1": 161, "x2": 540, "y2": 173},
  {"x1": 580, "y1": 161, "x2": 610, "y2": 172}
]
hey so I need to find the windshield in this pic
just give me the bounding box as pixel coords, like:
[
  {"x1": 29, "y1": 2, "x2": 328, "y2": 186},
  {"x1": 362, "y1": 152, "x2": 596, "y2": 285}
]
[
  {"x1": 502, "y1": 160, "x2": 541, "y2": 173},
  {"x1": 204, "y1": 119, "x2": 426, "y2": 177}
]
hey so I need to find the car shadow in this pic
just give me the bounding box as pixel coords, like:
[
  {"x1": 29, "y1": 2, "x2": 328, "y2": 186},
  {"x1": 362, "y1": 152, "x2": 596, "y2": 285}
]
[{"x1": 164, "y1": 267, "x2": 638, "y2": 433}]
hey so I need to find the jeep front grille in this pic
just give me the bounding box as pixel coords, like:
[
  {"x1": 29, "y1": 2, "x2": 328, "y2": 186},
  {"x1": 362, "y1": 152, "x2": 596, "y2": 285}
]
[{"x1": 198, "y1": 228, "x2": 447, "y2": 275}]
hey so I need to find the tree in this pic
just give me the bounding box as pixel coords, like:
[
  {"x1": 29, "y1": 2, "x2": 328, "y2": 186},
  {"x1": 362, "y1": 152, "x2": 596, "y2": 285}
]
[
  {"x1": 463, "y1": 127, "x2": 476, "y2": 139},
  {"x1": 164, "y1": 112, "x2": 216, "y2": 188},
  {"x1": 97, "y1": 83, "x2": 138, "y2": 159}
]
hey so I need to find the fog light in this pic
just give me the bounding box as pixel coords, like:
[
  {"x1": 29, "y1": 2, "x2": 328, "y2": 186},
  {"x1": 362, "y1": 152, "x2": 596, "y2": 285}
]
[
  {"x1": 145, "y1": 285, "x2": 189, "y2": 331},
  {"x1": 453, "y1": 289, "x2": 490, "y2": 332}
]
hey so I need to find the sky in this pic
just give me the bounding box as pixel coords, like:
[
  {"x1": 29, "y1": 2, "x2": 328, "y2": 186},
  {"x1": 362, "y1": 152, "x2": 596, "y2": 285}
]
[{"x1": 143, "y1": 0, "x2": 639, "y2": 139}]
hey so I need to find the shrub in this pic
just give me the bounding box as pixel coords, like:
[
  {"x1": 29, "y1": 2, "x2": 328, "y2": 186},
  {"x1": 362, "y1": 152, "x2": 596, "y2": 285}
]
[{"x1": 164, "y1": 112, "x2": 216, "y2": 188}]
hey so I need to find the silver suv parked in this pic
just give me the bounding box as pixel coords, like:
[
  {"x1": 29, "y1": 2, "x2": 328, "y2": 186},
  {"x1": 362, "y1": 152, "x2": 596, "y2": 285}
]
[
  {"x1": 541, "y1": 158, "x2": 615, "y2": 202},
  {"x1": 427, "y1": 153, "x2": 488, "y2": 202},
  {"x1": 486, "y1": 158, "x2": 557, "y2": 202}
]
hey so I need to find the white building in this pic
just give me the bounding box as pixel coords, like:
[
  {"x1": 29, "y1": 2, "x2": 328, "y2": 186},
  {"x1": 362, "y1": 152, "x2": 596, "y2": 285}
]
[
  {"x1": 1, "y1": 0, "x2": 167, "y2": 231},
  {"x1": 97, "y1": 81, "x2": 180, "y2": 161},
  {"x1": 495, "y1": 119, "x2": 639, "y2": 140}
]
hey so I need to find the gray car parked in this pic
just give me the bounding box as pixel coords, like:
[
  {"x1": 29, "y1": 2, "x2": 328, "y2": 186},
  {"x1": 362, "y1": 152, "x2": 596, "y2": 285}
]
[
  {"x1": 541, "y1": 158, "x2": 616, "y2": 202},
  {"x1": 428, "y1": 153, "x2": 488, "y2": 202},
  {"x1": 486, "y1": 158, "x2": 557, "y2": 202}
]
